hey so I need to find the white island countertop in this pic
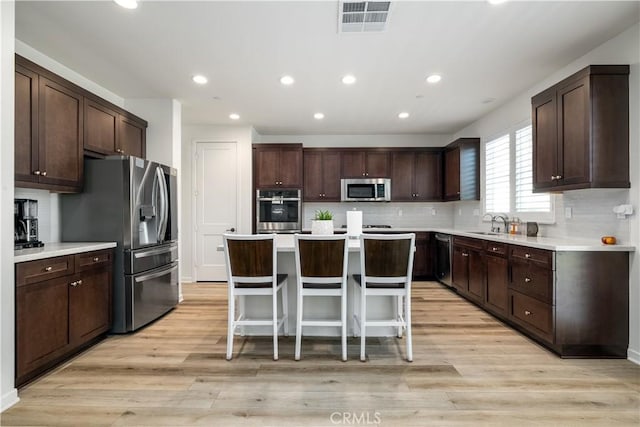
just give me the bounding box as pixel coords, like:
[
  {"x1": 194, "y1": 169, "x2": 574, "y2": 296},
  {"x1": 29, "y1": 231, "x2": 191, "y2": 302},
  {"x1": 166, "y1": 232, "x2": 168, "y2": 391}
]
[{"x1": 14, "y1": 242, "x2": 117, "y2": 263}]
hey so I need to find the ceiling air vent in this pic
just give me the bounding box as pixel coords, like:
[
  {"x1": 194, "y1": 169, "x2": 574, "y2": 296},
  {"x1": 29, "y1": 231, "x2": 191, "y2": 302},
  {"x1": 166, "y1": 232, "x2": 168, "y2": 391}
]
[{"x1": 339, "y1": 1, "x2": 392, "y2": 33}]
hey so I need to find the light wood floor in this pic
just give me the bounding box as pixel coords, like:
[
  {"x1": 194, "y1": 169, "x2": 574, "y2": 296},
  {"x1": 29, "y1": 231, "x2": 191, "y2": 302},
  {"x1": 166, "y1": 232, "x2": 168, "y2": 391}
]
[{"x1": 2, "y1": 281, "x2": 639, "y2": 426}]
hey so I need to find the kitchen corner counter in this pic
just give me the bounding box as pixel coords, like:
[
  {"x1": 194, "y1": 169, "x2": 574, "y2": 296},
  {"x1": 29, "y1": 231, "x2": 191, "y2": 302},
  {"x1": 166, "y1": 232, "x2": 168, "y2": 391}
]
[{"x1": 14, "y1": 242, "x2": 117, "y2": 263}]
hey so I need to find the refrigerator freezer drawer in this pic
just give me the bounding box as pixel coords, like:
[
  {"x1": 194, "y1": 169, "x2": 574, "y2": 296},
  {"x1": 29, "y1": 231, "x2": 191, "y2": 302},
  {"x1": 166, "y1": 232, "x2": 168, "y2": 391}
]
[
  {"x1": 125, "y1": 243, "x2": 178, "y2": 275},
  {"x1": 126, "y1": 262, "x2": 179, "y2": 331}
]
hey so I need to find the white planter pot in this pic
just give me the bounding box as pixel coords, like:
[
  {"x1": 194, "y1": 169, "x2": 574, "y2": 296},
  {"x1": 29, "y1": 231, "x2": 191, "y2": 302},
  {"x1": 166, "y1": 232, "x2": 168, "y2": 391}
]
[{"x1": 311, "y1": 220, "x2": 334, "y2": 235}]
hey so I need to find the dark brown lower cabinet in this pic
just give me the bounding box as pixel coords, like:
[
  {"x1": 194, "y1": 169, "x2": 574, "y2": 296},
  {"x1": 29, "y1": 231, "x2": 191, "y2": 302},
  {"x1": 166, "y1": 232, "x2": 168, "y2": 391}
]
[
  {"x1": 15, "y1": 249, "x2": 112, "y2": 386},
  {"x1": 412, "y1": 232, "x2": 433, "y2": 279},
  {"x1": 450, "y1": 236, "x2": 629, "y2": 358}
]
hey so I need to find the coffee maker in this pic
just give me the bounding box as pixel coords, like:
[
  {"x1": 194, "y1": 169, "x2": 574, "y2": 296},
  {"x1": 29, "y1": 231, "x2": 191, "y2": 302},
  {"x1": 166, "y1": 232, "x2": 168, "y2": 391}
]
[{"x1": 14, "y1": 199, "x2": 44, "y2": 249}]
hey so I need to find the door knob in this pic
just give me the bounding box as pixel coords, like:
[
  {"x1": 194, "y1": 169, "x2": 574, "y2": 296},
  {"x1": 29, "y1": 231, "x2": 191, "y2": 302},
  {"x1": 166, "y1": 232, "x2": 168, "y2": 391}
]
[{"x1": 226, "y1": 228, "x2": 236, "y2": 232}]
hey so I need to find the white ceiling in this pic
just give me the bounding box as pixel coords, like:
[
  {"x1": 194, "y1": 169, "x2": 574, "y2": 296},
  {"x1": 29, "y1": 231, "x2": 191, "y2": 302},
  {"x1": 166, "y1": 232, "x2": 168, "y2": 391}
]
[{"x1": 15, "y1": 1, "x2": 640, "y2": 135}]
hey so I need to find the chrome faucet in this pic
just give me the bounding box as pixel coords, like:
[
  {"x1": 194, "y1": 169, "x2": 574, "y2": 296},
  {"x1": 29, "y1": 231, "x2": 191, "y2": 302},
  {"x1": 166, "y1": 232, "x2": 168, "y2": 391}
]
[{"x1": 492, "y1": 214, "x2": 509, "y2": 233}]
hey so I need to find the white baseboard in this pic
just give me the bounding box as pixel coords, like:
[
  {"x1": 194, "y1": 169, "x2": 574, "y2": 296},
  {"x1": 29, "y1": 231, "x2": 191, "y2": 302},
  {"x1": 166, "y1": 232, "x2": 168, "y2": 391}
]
[
  {"x1": 181, "y1": 275, "x2": 193, "y2": 283},
  {"x1": 628, "y1": 348, "x2": 640, "y2": 365},
  {"x1": 1, "y1": 388, "x2": 19, "y2": 412}
]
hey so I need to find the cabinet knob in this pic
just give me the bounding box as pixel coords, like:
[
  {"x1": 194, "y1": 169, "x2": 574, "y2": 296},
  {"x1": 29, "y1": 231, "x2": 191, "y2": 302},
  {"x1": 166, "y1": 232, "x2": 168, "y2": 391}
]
[
  {"x1": 524, "y1": 310, "x2": 532, "y2": 316},
  {"x1": 44, "y1": 266, "x2": 52, "y2": 272},
  {"x1": 41, "y1": 171, "x2": 47, "y2": 176},
  {"x1": 362, "y1": 173, "x2": 366, "y2": 176},
  {"x1": 33, "y1": 170, "x2": 41, "y2": 175},
  {"x1": 77, "y1": 279, "x2": 83, "y2": 285},
  {"x1": 524, "y1": 253, "x2": 531, "y2": 259},
  {"x1": 524, "y1": 277, "x2": 532, "y2": 283},
  {"x1": 462, "y1": 252, "x2": 469, "y2": 257},
  {"x1": 492, "y1": 247, "x2": 498, "y2": 251},
  {"x1": 93, "y1": 257, "x2": 100, "y2": 262},
  {"x1": 70, "y1": 281, "x2": 78, "y2": 287},
  {"x1": 117, "y1": 148, "x2": 123, "y2": 153}
]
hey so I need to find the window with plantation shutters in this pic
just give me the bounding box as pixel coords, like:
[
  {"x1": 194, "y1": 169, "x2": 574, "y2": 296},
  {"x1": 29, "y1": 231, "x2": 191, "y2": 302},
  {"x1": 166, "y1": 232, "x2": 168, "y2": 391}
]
[
  {"x1": 484, "y1": 134, "x2": 510, "y2": 213},
  {"x1": 483, "y1": 123, "x2": 554, "y2": 223},
  {"x1": 515, "y1": 125, "x2": 551, "y2": 214}
]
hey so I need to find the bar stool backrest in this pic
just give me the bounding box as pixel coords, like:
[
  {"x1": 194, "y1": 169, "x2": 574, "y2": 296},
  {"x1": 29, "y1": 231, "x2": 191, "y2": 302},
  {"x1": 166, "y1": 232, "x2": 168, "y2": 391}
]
[
  {"x1": 363, "y1": 236, "x2": 414, "y2": 278},
  {"x1": 224, "y1": 234, "x2": 276, "y2": 286},
  {"x1": 298, "y1": 237, "x2": 347, "y2": 278}
]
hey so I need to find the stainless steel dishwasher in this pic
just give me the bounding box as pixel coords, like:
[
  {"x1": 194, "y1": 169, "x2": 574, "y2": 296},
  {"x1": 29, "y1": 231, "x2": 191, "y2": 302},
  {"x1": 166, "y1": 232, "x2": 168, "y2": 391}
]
[{"x1": 434, "y1": 233, "x2": 452, "y2": 287}]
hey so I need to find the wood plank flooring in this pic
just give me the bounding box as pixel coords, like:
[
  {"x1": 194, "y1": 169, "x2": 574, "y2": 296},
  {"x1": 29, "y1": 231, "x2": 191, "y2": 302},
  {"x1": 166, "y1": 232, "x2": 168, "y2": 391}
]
[{"x1": 2, "y1": 281, "x2": 639, "y2": 426}]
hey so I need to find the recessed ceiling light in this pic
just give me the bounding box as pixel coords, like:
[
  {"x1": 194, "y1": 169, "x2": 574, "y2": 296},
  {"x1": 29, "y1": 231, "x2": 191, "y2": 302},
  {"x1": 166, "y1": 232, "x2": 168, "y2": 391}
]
[
  {"x1": 229, "y1": 113, "x2": 240, "y2": 120},
  {"x1": 342, "y1": 74, "x2": 357, "y2": 85},
  {"x1": 280, "y1": 75, "x2": 295, "y2": 85},
  {"x1": 426, "y1": 74, "x2": 442, "y2": 84},
  {"x1": 114, "y1": 0, "x2": 138, "y2": 9},
  {"x1": 398, "y1": 112, "x2": 410, "y2": 119},
  {"x1": 487, "y1": 0, "x2": 508, "y2": 4},
  {"x1": 192, "y1": 75, "x2": 208, "y2": 85},
  {"x1": 314, "y1": 113, "x2": 325, "y2": 120}
]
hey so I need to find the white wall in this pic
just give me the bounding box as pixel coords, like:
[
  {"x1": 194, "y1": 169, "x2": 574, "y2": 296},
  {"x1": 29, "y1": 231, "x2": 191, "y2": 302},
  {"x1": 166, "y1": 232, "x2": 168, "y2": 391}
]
[
  {"x1": 257, "y1": 134, "x2": 451, "y2": 148},
  {"x1": 180, "y1": 125, "x2": 255, "y2": 282},
  {"x1": 453, "y1": 23, "x2": 640, "y2": 362},
  {"x1": 0, "y1": 0, "x2": 18, "y2": 412}
]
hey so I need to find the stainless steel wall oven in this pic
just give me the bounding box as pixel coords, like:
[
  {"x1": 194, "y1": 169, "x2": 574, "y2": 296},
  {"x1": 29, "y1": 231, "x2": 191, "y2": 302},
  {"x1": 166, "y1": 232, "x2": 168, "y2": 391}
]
[{"x1": 256, "y1": 189, "x2": 301, "y2": 233}]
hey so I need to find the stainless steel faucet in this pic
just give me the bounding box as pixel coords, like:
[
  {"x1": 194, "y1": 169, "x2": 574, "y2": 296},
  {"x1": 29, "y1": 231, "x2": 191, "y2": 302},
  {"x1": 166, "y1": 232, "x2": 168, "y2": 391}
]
[{"x1": 492, "y1": 214, "x2": 509, "y2": 233}]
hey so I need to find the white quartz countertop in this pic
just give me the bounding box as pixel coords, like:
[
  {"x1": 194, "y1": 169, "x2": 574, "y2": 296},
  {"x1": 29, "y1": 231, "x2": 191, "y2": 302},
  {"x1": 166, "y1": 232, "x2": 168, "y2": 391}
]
[
  {"x1": 14, "y1": 242, "x2": 117, "y2": 263},
  {"x1": 301, "y1": 228, "x2": 635, "y2": 252}
]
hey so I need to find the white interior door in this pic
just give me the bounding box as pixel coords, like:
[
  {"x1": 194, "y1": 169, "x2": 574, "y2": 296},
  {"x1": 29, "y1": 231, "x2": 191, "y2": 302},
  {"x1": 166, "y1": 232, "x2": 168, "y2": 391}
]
[{"x1": 194, "y1": 142, "x2": 238, "y2": 281}]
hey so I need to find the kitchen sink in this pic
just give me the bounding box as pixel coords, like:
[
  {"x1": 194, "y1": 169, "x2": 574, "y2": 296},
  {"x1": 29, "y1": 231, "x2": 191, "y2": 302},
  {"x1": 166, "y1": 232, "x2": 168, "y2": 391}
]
[{"x1": 469, "y1": 231, "x2": 500, "y2": 235}]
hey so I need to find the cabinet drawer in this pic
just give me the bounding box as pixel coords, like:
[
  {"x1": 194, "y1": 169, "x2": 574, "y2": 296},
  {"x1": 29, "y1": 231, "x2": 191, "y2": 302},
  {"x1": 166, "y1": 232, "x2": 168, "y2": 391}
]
[
  {"x1": 486, "y1": 242, "x2": 507, "y2": 257},
  {"x1": 75, "y1": 250, "x2": 113, "y2": 272},
  {"x1": 453, "y1": 236, "x2": 485, "y2": 251},
  {"x1": 16, "y1": 256, "x2": 74, "y2": 286},
  {"x1": 510, "y1": 262, "x2": 552, "y2": 303},
  {"x1": 510, "y1": 246, "x2": 553, "y2": 267},
  {"x1": 510, "y1": 291, "x2": 553, "y2": 341}
]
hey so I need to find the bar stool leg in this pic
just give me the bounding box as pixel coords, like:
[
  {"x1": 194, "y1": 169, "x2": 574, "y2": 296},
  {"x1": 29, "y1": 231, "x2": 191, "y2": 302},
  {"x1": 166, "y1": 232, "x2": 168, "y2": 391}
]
[
  {"x1": 360, "y1": 285, "x2": 367, "y2": 362},
  {"x1": 239, "y1": 295, "x2": 246, "y2": 336},
  {"x1": 396, "y1": 295, "x2": 403, "y2": 338},
  {"x1": 295, "y1": 287, "x2": 303, "y2": 361},
  {"x1": 226, "y1": 289, "x2": 235, "y2": 360},
  {"x1": 272, "y1": 290, "x2": 279, "y2": 361},
  {"x1": 406, "y1": 290, "x2": 413, "y2": 362},
  {"x1": 341, "y1": 284, "x2": 347, "y2": 361},
  {"x1": 282, "y1": 280, "x2": 289, "y2": 336}
]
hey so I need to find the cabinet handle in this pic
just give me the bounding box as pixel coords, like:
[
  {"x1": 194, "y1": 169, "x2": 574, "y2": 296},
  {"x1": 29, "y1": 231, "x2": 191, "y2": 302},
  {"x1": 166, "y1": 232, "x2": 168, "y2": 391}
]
[
  {"x1": 524, "y1": 253, "x2": 531, "y2": 259},
  {"x1": 33, "y1": 170, "x2": 41, "y2": 175},
  {"x1": 462, "y1": 252, "x2": 469, "y2": 257},
  {"x1": 70, "y1": 281, "x2": 78, "y2": 287},
  {"x1": 524, "y1": 277, "x2": 532, "y2": 283},
  {"x1": 93, "y1": 257, "x2": 100, "y2": 262},
  {"x1": 362, "y1": 173, "x2": 366, "y2": 176},
  {"x1": 524, "y1": 310, "x2": 532, "y2": 316},
  {"x1": 41, "y1": 171, "x2": 47, "y2": 176},
  {"x1": 44, "y1": 266, "x2": 52, "y2": 272},
  {"x1": 492, "y1": 247, "x2": 498, "y2": 251},
  {"x1": 556, "y1": 175, "x2": 562, "y2": 180}
]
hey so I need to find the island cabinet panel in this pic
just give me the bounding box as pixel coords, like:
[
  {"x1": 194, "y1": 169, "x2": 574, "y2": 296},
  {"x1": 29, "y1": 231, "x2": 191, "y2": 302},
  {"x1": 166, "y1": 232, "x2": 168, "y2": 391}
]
[
  {"x1": 253, "y1": 144, "x2": 303, "y2": 188},
  {"x1": 390, "y1": 150, "x2": 442, "y2": 201},
  {"x1": 443, "y1": 138, "x2": 479, "y2": 201},
  {"x1": 341, "y1": 149, "x2": 389, "y2": 178},
  {"x1": 303, "y1": 149, "x2": 341, "y2": 201},
  {"x1": 15, "y1": 249, "x2": 113, "y2": 387},
  {"x1": 532, "y1": 65, "x2": 629, "y2": 192}
]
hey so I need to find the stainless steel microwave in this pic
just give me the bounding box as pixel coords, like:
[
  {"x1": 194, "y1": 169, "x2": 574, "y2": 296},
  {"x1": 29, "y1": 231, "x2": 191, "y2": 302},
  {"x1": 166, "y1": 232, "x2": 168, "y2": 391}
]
[{"x1": 341, "y1": 178, "x2": 391, "y2": 202}]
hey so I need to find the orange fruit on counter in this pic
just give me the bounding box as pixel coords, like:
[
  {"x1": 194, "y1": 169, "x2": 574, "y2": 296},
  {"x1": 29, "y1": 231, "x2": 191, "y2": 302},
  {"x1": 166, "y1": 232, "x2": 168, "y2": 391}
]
[{"x1": 601, "y1": 236, "x2": 617, "y2": 245}]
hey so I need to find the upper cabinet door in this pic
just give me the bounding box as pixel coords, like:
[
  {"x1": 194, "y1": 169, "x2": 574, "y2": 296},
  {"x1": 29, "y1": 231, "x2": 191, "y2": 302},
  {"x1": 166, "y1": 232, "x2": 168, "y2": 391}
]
[
  {"x1": 557, "y1": 77, "x2": 590, "y2": 187},
  {"x1": 253, "y1": 144, "x2": 303, "y2": 189},
  {"x1": 119, "y1": 116, "x2": 146, "y2": 158},
  {"x1": 84, "y1": 99, "x2": 118, "y2": 156},
  {"x1": 15, "y1": 65, "x2": 39, "y2": 185},
  {"x1": 532, "y1": 90, "x2": 558, "y2": 191},
  {"x1": 341, "y1": 151, "x2": 365, "y2": 178},
  {"x1": 390, "y1": 152, "x2": 414, "y2": 201},
  {"x1": 444, "y1": 147, "x2": 460, "y2": 200},
  {"x1": 303, "y1": 150, "x2": 341, "y2": 201},
  {"x1": 38, "y1": 77, "x2": 83, "y2": 191},
  {"x1": 278, "y1": 147, "x2": 303, "y2": 188},
  {"x1": 414, "y1": 151, "x2": 442, "y2": 201},
  {"x1": 364, "y1": 151, "x2": 389, "y2": 178}
]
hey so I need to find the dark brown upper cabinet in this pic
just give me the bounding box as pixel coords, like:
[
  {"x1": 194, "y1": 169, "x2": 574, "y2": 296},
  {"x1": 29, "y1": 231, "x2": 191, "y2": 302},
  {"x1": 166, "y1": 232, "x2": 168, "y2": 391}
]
[
  {"x1": 303, "y1": 149, "x2": 341, "y2": 201},
  {"x1": 443, "y1": 138, "x2": 480, "y2": 201},
  {"x1": 391, "y1": 149, "x2": 442, "y2": 202},
  {"x1": 15, "y1": 56, "x2": 84, "y2": 192},
  {"x1": 532, "y1": 65, "x2": 629, "y2": 192},
  {"x1": 253, "y1": 144, "x2": 303, "y2": 189},
  {"x1": 341, "y1": 149, "x2": 389, "y2": 178},
  {"x1": 84, "y1": 97, "x2": 147, "y2": 158}
]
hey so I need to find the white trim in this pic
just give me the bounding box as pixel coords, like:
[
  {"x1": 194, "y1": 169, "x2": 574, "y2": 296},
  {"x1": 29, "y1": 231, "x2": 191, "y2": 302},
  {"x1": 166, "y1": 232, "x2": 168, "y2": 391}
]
[
  {"x1": 628, "y1": 348, "x2": 640, "y2": 365},
  {"x1": 1, "y1": 388, "x2": 19, "y2": 412},
  {"x1": 181, "y1": 275, "x2": 193, "y2": 283}
]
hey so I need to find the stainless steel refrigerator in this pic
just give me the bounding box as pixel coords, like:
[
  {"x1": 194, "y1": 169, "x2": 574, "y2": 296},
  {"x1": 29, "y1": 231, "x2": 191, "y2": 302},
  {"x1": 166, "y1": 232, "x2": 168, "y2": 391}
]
[{"x1": 61, "y1": 156, "x2": 179, "y2": 333}]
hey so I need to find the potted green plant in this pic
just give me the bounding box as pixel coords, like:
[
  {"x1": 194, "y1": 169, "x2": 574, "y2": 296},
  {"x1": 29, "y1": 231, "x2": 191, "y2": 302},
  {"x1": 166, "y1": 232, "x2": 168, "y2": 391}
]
[{"x1": 311, "y1": 209, "x2": 334, "y2": 235}]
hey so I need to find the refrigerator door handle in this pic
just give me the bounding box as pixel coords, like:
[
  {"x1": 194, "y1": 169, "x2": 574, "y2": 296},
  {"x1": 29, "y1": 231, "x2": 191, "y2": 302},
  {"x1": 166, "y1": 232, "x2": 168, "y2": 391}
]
[
  {"x1": 156, "y1": 166, "x2": 169, "y2": 242},
  {"x1": 134, "y1": 245, "x2": 177, "y2": 259},
  {"x1": 134, "y1": 264, "x2": 178, "y2": 283}
]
